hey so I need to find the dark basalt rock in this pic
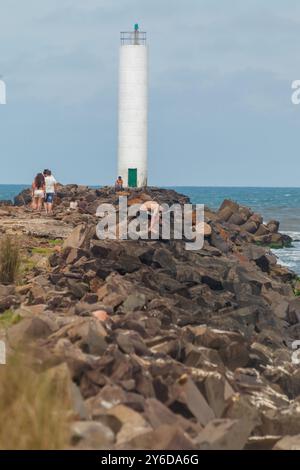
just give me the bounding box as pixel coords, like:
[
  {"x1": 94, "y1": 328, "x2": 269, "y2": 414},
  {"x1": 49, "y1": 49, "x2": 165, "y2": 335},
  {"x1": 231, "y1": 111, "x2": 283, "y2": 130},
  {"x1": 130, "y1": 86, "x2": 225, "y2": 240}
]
[
  {"x1": 6, "y1": 185, "x2": 300, "y2": 450},
  {"x1": 14, "y1": 187, "x2": 31, "y2": 206},
  {"x1": 0, "y1": 200, "x2": 13, "y2": 206}
]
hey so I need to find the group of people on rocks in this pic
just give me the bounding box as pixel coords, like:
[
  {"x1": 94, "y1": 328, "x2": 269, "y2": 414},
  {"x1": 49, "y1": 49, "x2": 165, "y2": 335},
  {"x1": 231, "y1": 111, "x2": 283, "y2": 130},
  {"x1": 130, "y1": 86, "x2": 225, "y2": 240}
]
[
  {"x1": 31, "y1": 169, "x2": 57, "y2": 214},
  {"x1": 30, "y1": 173, "x2": 128, "y2": 214}
]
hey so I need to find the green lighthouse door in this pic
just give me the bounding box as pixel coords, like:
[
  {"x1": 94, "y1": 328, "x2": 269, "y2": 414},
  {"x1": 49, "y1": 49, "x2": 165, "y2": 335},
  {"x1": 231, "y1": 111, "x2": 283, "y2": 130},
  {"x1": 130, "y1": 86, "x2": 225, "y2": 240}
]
[{"x1": 128, "y1": 168, "x2": 137, "y2": 187}]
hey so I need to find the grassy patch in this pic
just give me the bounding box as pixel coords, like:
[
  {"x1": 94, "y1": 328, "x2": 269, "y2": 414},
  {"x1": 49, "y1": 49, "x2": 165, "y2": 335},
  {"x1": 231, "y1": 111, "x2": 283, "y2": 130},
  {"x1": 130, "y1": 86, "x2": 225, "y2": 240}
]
[
  {"x1": 0, "y1": 353, "x2": 71, "y2": 450},
  {"x1": 0, "y1": 310, "x2": 22, "y2": 329},
  {"x1": 18, "y1": 248, "x2": 52, "y2": 282},
  {"x1": 49, "y1": 239, "x2": 63, "y2": 246},
  {"x1": 19, "y1": 258, "x2": 37, "y2": 278},
  {"x1": 31, "y1": 247, "x2": 54, "y2": 256},
  {"x1": 292, "y1": 276, "x2": 300, "y2": 297}
]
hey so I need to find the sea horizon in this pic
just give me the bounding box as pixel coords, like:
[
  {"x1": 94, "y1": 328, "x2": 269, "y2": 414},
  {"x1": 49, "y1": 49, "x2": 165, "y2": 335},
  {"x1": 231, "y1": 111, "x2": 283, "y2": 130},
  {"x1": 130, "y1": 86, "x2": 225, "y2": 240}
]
[{"x1": 2, "y1": 184, "x2": 300, "y2": 188}]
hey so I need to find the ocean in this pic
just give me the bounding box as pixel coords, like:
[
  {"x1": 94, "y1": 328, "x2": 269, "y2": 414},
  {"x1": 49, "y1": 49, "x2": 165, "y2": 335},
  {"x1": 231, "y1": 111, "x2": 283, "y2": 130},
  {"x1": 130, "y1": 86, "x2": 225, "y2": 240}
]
[
  {"x1": 1, "y1": 185, "x2": 300, "y2": 274},
  {"x1": 0, "y1": 185, "x2": 29, "y2": 202},
  {"x1": 174, "y1": 187, "x2": 300, "y2": 275}
]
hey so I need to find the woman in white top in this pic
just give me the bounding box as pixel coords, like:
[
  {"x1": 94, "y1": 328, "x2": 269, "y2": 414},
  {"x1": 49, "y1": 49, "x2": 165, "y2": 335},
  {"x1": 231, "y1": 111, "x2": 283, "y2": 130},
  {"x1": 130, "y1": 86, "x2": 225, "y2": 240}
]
[{"x1": 43, "y1": 169, "x2": 57, "y2": 215}]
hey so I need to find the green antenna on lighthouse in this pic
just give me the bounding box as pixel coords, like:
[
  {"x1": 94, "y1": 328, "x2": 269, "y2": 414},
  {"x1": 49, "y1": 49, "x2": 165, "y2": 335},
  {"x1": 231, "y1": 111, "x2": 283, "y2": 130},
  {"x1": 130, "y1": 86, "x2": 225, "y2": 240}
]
[{"x1": 134, "y1": 23, "x2": 140, "y2": 45}]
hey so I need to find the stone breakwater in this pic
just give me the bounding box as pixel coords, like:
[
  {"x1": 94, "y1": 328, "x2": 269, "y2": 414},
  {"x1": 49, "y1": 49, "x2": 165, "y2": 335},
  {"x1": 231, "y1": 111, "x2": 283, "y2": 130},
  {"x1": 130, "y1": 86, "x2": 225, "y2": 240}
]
[{"x1": 1, "y1": 185, "x2": 300, "y2": 450}]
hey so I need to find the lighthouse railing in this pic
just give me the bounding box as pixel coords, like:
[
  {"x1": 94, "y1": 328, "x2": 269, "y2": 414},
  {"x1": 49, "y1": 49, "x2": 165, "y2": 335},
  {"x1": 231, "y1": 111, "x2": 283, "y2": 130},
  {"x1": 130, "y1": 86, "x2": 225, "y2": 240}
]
[{"x1": 120, "y1": 32, "x2": 146, "y2": 46}]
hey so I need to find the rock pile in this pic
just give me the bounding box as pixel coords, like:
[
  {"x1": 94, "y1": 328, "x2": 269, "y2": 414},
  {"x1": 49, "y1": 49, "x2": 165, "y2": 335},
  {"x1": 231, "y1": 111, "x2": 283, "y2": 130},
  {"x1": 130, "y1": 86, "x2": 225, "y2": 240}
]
[
  {"x1": 14, "y1": 185, "x2": 292, "y2": 249},
  {"x1": 2, "y1": 186, "x2": 300, "y2": 450}
]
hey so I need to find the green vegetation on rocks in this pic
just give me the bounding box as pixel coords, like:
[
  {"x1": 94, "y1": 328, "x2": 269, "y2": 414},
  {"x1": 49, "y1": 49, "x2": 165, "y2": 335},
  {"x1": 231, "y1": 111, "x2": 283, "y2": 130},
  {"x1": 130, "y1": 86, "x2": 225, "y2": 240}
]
[
  {"x1": 293, "y1": 277, "x2": 300, "y2": 297},
  {"x1": 0, "y1": 310, "x2": 21, "y2": 329},
  {"x1": 255, "y1": 240, "x2": 293, "y2": 249},
  {"x1": 49, "y1": 239, "x2": 64, "y2": 246},
  {"x1": 31, "y1": 247, "x2": 54, "y2": 256}
]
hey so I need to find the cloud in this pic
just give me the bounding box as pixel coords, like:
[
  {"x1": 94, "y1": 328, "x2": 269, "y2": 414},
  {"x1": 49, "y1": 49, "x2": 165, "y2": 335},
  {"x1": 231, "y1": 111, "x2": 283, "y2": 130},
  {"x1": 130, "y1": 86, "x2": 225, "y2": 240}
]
[{"x1": 0, "y1": 0, "x2": 299, "y2": 185}]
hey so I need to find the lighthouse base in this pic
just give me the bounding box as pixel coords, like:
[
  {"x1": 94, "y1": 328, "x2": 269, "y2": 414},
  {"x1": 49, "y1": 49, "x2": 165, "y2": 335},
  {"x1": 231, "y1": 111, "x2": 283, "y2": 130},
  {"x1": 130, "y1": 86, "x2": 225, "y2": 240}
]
[{"x1": 118, "y1": 165, "x2": 148, "y2": 188}]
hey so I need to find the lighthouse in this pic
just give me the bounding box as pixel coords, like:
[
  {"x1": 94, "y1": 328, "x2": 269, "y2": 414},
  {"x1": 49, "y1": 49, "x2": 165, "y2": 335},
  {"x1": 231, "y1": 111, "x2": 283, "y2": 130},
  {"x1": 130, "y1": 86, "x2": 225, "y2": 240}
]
[{"x1": 118, "y1": 24, "x2": 148, "y2": 188}]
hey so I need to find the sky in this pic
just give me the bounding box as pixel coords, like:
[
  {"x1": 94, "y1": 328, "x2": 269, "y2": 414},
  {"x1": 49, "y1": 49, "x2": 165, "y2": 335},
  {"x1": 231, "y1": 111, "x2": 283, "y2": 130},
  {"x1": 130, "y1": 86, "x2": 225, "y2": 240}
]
[{"x1": 0, "y1": 0, "x2": 300, "y2": 186}]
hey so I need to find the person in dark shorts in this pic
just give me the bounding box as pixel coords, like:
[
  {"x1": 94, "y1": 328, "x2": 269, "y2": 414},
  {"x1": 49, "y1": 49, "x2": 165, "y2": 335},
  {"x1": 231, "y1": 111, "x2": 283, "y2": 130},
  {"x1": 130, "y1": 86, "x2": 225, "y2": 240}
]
[{"x1": 43, "y1": 169, "x2": 57, "y2": 214}]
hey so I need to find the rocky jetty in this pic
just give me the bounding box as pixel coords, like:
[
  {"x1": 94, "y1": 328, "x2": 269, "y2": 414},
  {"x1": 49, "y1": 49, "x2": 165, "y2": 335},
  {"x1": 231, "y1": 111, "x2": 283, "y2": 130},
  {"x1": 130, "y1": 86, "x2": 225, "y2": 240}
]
[{"x1": 1, "y1": 186, "x2": 300, "y2": 450}]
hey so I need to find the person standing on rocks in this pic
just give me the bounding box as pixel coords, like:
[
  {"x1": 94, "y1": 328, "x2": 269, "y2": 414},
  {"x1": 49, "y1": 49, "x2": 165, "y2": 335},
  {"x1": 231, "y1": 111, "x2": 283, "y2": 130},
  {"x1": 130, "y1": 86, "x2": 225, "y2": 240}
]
[
  {"x1": 115, "y1": 176, "x2": 124, "y2": 191},
  {"x1": 31, "y1": 173, "x2": 45, "y2": 211},
  {"x1": 43, "y1": 169, "x2": 57, "y2": 215}
]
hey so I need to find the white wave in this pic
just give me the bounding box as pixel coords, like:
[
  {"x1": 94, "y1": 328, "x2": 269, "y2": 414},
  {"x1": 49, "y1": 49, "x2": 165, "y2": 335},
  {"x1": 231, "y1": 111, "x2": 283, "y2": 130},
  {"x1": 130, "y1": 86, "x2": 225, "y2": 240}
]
[
  {"x1": 282, "y1": 231, "x2": 300, "y2": 241},
  {"x1": 271, "y1": 239, "x2": 300, "y2": 274}
]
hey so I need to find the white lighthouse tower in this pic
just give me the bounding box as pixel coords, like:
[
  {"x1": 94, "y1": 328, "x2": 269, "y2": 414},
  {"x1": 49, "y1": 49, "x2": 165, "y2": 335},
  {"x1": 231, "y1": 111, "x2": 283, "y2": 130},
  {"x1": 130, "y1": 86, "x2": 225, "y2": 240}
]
[{"x1": 118, "y1": 24, "x2": 148, "y2": 188}]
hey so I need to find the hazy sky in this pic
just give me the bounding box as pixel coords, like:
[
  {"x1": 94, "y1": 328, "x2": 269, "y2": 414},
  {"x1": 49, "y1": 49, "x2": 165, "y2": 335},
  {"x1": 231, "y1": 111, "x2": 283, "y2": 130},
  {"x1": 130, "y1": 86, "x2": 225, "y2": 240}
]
[{"x1": 0, "y1": 0, "x2": 300, "y2": 186}]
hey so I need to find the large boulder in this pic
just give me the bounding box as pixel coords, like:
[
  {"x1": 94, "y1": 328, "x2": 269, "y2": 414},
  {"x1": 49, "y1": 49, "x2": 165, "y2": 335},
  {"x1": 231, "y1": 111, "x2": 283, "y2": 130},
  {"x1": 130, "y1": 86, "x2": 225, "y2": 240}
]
[
  {"x1": 116, "y1": 424, "x2": 196, "y2": 450},
  {"x1": 71, "y1": 421, "x2": 115, "y2": 449},
  {"x1": 287, "y1": 298, "x2": 300, "y2": 324},
  {"x1": 63, "y1": 224, "x2": 89, "y2": 250},
  {"x1": 14, "y1": 187, "x2": 31, "y2": 206},
  {"x1": 188, "y1": 326, "x2": 249, "y2": 369},
  {"x1": 273, "y1": 435, "x2": 300, "y2": 450},
  {"x1": 195, "y1": 418, "x2": 253, "y2": 450},
  {"x1": 266, "y1": 220, "x2": 280, "y2": 233},
  {"x1": 7, "y1": 316, "x2": 57, "y2": 347}
]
